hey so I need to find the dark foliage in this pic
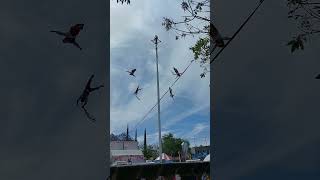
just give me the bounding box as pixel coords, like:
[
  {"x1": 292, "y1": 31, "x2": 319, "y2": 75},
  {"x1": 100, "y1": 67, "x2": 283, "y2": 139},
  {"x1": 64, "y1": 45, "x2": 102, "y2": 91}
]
[
  {"x1": 116, "y1": 0, "x2": 130, "y2": 4},
  {"x1": 287, "y1": 0, "x2": 320, "y2": 52},
  {"x1": 161, "y1": 0, "x2": 211, "y2": 74},
  {"x1": 110, "y1": 132, "x2": 134, "y2": 141}
]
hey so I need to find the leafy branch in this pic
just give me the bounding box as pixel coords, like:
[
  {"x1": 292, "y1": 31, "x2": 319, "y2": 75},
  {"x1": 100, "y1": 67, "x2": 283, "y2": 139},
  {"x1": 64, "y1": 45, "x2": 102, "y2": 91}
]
[
  {"x1": 162, "y1": 0, "x2": 213, "y2": 73},
  {"x1": 287, "y1": 0, "x2": 320, "y2": 52},
  {"x1": 115, "y1": 0, "x2": 131, "y2": 5}
]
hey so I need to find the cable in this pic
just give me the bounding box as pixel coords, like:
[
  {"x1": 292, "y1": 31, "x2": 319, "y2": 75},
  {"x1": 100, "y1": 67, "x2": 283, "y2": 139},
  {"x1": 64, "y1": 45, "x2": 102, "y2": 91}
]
[
  {"x1": 129, "y1": 60, "x2": 195, "y2": 133},
  {"x1": 126, "y1": 0, "x2": 267, "y2": 134},
  {"x1": 129, "y1": 60, "x2": 195, "y2": 134},
  {"x1": 210, "y1": 0, "x2": 266, "y2": 64}
]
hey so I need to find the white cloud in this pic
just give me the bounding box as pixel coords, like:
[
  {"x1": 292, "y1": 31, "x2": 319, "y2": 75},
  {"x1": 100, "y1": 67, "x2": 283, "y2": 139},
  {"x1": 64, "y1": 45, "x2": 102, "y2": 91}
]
[
  {"x1": 192, "y1": 123, "x2": 209, "y2": 135},
  {"x1": 163, "y1": 104, "x2": 209, "y2": 129},
  {"x1": 110, "y1": 0, "x2": 210, "y2": 138},
  {"x1": 179, "y1": 123, "x2": 210, "y2": 147},
  {"x1": 136, "y1": 130, "x2": 172, "y2": 145}
]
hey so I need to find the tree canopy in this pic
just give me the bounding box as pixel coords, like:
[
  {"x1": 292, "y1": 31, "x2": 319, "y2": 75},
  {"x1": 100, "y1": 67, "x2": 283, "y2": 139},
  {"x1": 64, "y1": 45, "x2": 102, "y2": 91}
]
[
  {"x1": 162, "y1": 133, "x2": 190, "y2": 157},
  {"x1": 110, "y1": 132, "x2": 134, "y2": 141},
  {"x1": 287, "y1": 0, "x2": 320, "y2": 52},
  {"x1": 141, "y1": 145, "x2": 159, "y2": 160},
  {"x1": 162, "y1": 0, "x2": 211, "y2": 72},
  {"x1": 115, "y1": 0, "x2": 130, "y2": 4}
]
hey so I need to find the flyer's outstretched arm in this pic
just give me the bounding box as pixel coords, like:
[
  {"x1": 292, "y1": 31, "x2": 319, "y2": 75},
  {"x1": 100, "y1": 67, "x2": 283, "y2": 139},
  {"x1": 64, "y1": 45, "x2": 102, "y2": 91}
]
[
  {"x1": 90, "y1": 85, "x2": 104, "y2": 92},
  {"x1": 50, "y1": 30, "x2": 67, "y2": 36}
]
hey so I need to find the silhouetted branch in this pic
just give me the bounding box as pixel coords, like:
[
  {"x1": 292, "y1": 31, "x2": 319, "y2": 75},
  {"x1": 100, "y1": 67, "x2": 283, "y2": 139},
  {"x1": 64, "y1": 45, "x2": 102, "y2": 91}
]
[
  {"x1": 162, "y1": 0, "x2": 211, "y2": 75},
  {"x1": 287, "y1": 0, "x2": 320, "y2": 52},
  {"x1": 115, "y1": 0, "x2": 131, "y2": 4}
]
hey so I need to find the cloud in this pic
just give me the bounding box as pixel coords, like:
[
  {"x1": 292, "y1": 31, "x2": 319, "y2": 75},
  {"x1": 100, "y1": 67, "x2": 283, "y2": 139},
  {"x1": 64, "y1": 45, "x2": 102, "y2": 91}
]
[
  {"x1": 110, "y1": 0, "x2": 210, "y2": 140},
  {"x1": 163, "y1": 104, "x2": 210, "y2": 129},
  {"x1": 136, "y1": 130, "x2": 172, "y2": 145},
  {"x1": 191, "y1": 123, "x2": 209, "y2": 135}
]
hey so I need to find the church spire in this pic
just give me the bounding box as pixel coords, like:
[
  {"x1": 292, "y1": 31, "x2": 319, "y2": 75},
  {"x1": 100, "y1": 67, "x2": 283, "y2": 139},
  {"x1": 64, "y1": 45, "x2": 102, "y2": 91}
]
[
  {"x1": 144, "y1": 128, "x2": 147, "y2": 150},
  {"x1": 126, "y1": 124, "x2": 129, "y2": 141},
  {"x1": 135, "y1": 129, "x2": 137, "y2": 141}
]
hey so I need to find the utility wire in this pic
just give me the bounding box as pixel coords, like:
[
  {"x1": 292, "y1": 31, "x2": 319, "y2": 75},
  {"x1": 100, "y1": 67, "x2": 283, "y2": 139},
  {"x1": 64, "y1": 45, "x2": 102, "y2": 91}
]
[
  {"x1": 127, "y1": 0, "x2": 266, "y2": 134},
  {"x1": 129, "y1": 60, "x2": 195, "y2": 134},
  {"x1": 210, "y1": 0, "x2": 266, "y2": 64}
]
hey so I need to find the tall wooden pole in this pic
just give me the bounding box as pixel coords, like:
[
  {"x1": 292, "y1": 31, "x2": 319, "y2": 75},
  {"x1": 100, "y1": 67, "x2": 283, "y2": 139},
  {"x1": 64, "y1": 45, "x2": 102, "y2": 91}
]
[{"x1": 151, "y1": 35, "x2": 162, "y2": 163}]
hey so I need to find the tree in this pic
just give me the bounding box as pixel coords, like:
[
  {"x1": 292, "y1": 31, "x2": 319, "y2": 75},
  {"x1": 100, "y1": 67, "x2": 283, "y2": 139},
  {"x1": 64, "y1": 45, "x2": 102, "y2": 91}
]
[
  {"x1": 162, "y1": 0, "x2": 210, "y2": 38},
  {"x1": 144, "y1": 128, "x2": 147, "y2": 151},
  {"x1": 126, "y1": 124, "x2": 129, "y2": 140},
  {"x1": 110, "y1": 133, "x2": 119, "y2": 141},
  {"x1": 162, "y1": 133, "x2": 190, "y2": 158},
  {"x1": 141, "y1": 145, "x2": 159, "y2": 160},
  {"x1": 135, "y1": 129, "x2": 137, "y2": 141},
  {"x1": 162, "y1": 1, "x2": 320, "y2": 58},
  {"x1": 162, "y1": 0, "x2": 212, "y2": 72},
  {"x1": 287, "y1": 0, "x2": 320, "y2": 52},
  {"x1": 115, "y1": 0, "x2": 131, "y2": 4},
  {"x1": 110, "y1": 132, "x2": 134, "y2": 141}
]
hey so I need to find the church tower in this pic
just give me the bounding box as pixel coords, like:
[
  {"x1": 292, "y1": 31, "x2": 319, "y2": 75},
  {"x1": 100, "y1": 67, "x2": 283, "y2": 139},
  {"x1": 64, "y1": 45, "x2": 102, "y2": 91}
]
[
  {"x1": 144, "y1": 128, "x2": 147, "y2": 151},
  {"x1": 135, "y1": 129, "x2": 137, "y2": 141},
  {"x1": 126, "y1": 124, "x2": 129, "y2": 141}
]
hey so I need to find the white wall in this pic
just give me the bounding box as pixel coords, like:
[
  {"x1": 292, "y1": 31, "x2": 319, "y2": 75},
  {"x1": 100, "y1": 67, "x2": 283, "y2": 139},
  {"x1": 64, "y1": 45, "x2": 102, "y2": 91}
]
[{"x1": 110, "y1": 141, "x2": 139, "y2": 150}]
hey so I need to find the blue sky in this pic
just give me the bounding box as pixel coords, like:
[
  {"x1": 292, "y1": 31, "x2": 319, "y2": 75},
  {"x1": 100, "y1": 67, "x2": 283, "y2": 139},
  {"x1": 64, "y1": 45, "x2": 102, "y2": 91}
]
[{"x1": 110, "y1": 0, "x2": 210, "y2": 147}]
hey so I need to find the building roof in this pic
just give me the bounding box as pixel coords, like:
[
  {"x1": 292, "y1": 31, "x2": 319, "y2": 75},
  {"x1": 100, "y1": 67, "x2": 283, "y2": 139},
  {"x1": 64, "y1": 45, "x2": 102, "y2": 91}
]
[{"x1": 111, "y1": 149, "x2": 143, "y2": 156}]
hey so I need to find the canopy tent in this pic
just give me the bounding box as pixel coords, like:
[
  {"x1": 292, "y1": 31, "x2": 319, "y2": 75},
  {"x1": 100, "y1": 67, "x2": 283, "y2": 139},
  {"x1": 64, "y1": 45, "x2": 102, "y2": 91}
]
[
  {"x1": 203, "y1": 154, "x2": 210, "y2": 162},
  {"x1": 155, "y1": 153, "x2": 172, "y2": 161}
]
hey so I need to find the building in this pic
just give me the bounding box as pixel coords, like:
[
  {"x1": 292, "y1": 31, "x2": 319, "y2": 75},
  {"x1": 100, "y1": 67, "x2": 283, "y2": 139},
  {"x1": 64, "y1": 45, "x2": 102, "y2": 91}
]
[
  {"x1": 110, "y1": 140, "x2": 145, "y2": 165},
  {"x1": 110, "y1": 127, "x2": 144, "y2": 165},
  {"x1": 191, "y1": 145, "x2": 210, "y2": 160},
  {"x1": 110, "y1": 140, "x2": 139, "y2": 150}
]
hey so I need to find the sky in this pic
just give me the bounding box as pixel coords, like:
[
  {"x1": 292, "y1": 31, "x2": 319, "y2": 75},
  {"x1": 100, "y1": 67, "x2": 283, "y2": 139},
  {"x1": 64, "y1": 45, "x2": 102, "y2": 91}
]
[
  {"x1": 110, "y1": 0, "x2": 211, "y2": 147},
  {"x1": 1, "y1": 0, "x2": 320, "y2": 179}
]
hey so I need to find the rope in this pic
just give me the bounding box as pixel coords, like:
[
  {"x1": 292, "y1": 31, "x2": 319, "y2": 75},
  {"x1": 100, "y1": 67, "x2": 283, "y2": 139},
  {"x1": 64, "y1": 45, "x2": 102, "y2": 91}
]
[
  {"x1": 126, "y1": 0, "x2": 267, "y2": 134},
  {"x1": 129, "y1": 60, "x2": 195, "y2": 133},
  {"x1": 210, "y1": 0, "x2": 266, "y2": 64}
]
